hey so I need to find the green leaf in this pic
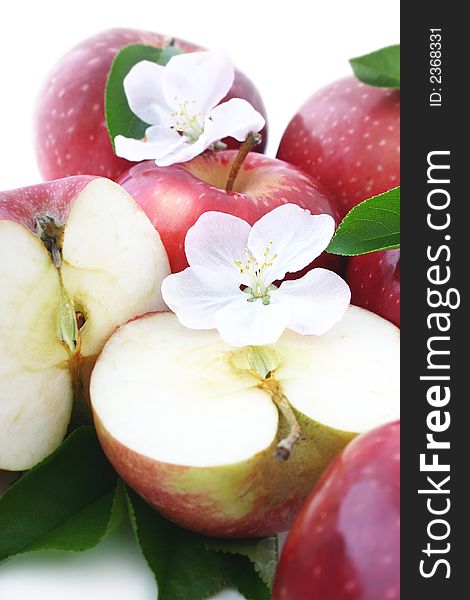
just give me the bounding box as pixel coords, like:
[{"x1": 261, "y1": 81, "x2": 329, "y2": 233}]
[
  {"x1": 206, "y1": 537, "x2": 278, "y2": 590},
  {"x1": 0, "y1": 427, "x2": 122, "y2": 562},
  {"x1": 126, "y1": 488, "x2": 271, "y2": 600},
  {"x1": 105, "y1": 43, "x2": 182, "y2": 149},
  {"x1": 349, "y1": 44, "x2": 400, "y2": 88},
  {"x1": 327, "y1": 187, "x2": 400, "y2": 256}
]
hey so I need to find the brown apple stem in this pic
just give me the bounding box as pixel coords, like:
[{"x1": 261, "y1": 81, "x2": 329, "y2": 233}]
[
  {"x1": 272, "y1": 392, "x2": 301, "y2": 461},
  {"x1": 68, "y1": 347, "x2": 82, "y2": 406},
  {"x1": 245, "y1": 346, "x2": 300, "y2": 460},
  {"x1": 262, "y1": 378, "x2": 301, "y2": 461},
  {"x1": 225, "y1": 132, "x2": 262, "y2": 192},
  {"x1": 68, "y1": 344, "x2": 92, "y2": 427}
]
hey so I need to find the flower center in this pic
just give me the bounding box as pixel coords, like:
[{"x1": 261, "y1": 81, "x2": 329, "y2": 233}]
[
  {"x1": 171, "y1": 98, "x2": 204, "y2": 143},
  {"x1": 234, "y1": 243, "x2": 278, "y2": 305}
]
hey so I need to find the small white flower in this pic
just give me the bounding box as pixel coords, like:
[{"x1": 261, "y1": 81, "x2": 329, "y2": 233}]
[
  {"x1": 162, "y1": 204, "x2": 351, "y2": 347},
  {"x1": 114, "y1": 50, "x2": 265, "y2": 167}
]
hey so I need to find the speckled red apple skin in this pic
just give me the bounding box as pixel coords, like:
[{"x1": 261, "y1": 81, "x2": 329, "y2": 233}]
[
  {"x1": 346, "y1": 250, "x2": 400, "y2": 327},
  {"x1": 34, "y1": 28, "x2": 267, "y2": 182},
  {"x1": 0, "y1": 176, "x2": 95, "y2": 230},
  {"x1": 277, "y1": 75, "x2": 400, "y2": 323},
  {"x1": 277, "y1": 76, "x2": 400, "y2": 218},
  {"x1": 273, "y1": 421, "x2": 400, "y2": 600},
  {"x1": 117, "y1": 151, "x2": 344, "y2": 274}
]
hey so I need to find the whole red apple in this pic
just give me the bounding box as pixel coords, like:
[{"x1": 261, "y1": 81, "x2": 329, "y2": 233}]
[
  {"x1": 346, "y1": 250, "x2": 400, "y2": 327},
  {"x1": 277, "y1": 75, "x2": 400, "y2": 324},
  {"x1": 34, "y1": 28, "x2": 267, "y2": 182},
  {"x1": 277, "y1": 75, "x2": 400, "y2": 218},
  {"x1": 273, "y1": 420, "x2": 400, "y2": 600},
  {"x1": 116, "y1": 150, "x2": 343, "y2": 274}
]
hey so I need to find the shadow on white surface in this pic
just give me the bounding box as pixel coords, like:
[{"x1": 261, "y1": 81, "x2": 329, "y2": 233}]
[
  {"x1": 0, "y1": 471, "x2": 246, "y2": 600},
  {"x1": 0, "y1": 522, "x2": 245, "y2": 600}
]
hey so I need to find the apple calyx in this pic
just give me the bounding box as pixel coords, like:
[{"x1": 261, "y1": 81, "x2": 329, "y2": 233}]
[
  {"x1": 245, "y1": 345, "x2": 301, "y2": 461},
  {"x1": 35, "y1": 214, "x2": 64, "y2": 268},
  {"x1": 225, "y1": 131, "x2": 262, "y2": 192}
]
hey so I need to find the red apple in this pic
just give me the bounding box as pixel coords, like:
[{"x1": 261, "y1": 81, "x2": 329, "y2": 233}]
[
  {"x1": 273, "y1": 420, "x2": 400, "y2": 600},
  {"x1": 278, "y1": 76, "x2": 400, "y2": 325},
  {"x1": 34, "y1": 28, "x2": 267, "y2": 182},
  {"x1": 117, "y1": 150, "x2": 343, "y2": 275},
  {"x1": 346, "y1": 250, "x2": 400, "y2": 327},
  {"x1": 0, "y1": 176, "x2": 169, "y2": 470},
  {"x1": 277, "y1": 75, "x2": 400, "y2": 218}
]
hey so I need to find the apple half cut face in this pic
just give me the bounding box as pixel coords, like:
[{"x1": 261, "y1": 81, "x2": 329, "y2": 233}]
[
  {"x1": 0, "y1": 177, "x2": 169, "y2": 471},
  {"x1": 91, "y1": 306, "x2": 399, "y2": 538}
]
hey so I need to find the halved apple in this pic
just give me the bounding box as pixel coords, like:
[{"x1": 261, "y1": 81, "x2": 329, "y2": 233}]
[
  {"x1": 0, "y1": 177, "x2": 169, "y2": 471},
  {"x1": 91, "y1": 307, "x2": 399, "y2": 538}
]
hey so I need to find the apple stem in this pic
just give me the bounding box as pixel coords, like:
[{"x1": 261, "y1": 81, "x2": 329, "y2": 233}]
[
  {"x1": 225, "y1": 132, "x2": 262, "y2": 192},
  {"x1": 272, "y1": 392, "x2": 301, "y2": 461},
  {"x1": 68, "y1": 347, "x2": 82, "y2": 404},
  {"x1": 245, "y1": 346, "x2": 300, "y2": 460},
  {"x1": 68, "y1": 346, "x2": 92, "y2": 428}
]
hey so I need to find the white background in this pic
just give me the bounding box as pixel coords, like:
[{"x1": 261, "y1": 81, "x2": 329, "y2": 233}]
[{"x1": 0, "y1": 0, "x2": 399, "y2": 597}]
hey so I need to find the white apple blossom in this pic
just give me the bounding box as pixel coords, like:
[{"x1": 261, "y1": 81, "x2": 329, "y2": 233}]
[
  {"x1": 114, "y1": 50, "x2": 265, "y2": 167},
  {"x1": 162, "y1": 204, "x2": 351, "y2": 347}
]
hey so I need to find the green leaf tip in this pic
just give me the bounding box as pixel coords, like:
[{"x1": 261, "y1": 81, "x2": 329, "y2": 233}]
[
  {"x1": 349, "y1": 44, "x2": 400, "y2": 88},
  {"x1": 327, "y1": 187, "x2": 400, "y2": 256},
  {"x1": 0, "y1": 427, "x2": 121, "y2": 563},
  {"x1": 206, "y1": 537, "x2": 279, "y2": 590},
  {"x1": 125, "y1": 487, "x2": 273, "y2": 600}
]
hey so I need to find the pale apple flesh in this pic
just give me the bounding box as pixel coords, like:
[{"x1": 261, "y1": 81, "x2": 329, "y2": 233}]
[
  {"x1": 91, "y1": 307, "x2": 399, "y2": 537},
  {"x1": 0, "y1": 177, "x2": 170, "y2": 470},
  {"x1": 117, "y1": 151, "x2": 344, "y2": 275}
]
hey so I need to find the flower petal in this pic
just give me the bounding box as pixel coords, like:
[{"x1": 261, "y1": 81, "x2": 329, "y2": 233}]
[
  {"x1": 162, "y1": 50, "x2": 234, "y2": 115},
  {"x1": 207, "y1": 98, "x2": 265, "y2": 143},
  {"x1": 154, "y1": 98, "x2": 265, "y2": 166},
  {"x1": 161, "y1": 266, "x2": 240, "y2": 330},
  {"x1": 279, "y1": 268, "x2": 351, "y2": 335},
  {"x1": 185, "y1": 212, "x2": 251, "y2": 281},
  {"x1": 215, "y1": 296, "x2": 290, "y2": 347},
  {"x1": 114, "y1": 126, "x2": 183, "y2": 162},
  {"x1": 123, "y1": 61, "x2": 174, "y2": 126},
  {"x1": 248, "y1": 204, "x2": 336, "y2": 282}
]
